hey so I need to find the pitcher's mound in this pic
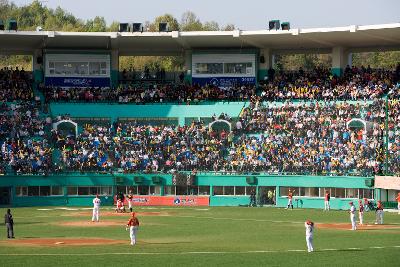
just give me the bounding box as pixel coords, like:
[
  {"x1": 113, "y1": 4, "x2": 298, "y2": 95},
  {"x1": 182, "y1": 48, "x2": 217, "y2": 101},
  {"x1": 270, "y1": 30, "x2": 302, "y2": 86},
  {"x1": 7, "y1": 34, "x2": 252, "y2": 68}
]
[{"x1": 3, "y1": 238, "x2": 126, "y2": 247}]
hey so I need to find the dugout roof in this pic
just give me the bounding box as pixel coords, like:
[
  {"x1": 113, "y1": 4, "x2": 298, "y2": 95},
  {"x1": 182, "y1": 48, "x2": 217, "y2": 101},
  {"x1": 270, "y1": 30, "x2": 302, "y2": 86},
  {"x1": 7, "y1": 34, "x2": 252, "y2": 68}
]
[{"x1": 0, "y1": 23, "x2": 399, "y2": 55}]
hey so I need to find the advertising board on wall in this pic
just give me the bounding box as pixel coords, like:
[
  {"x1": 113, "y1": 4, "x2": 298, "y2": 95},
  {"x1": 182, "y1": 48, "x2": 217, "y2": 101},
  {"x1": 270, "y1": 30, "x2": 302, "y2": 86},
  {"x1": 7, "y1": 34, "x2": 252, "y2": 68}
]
[{"x1": 118, "y1": 195, "x2": 209, "y2": 206}]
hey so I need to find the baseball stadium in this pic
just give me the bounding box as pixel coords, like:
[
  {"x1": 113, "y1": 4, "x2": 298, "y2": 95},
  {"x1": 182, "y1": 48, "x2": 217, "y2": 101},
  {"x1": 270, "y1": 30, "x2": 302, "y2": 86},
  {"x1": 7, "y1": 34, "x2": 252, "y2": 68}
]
[{"x1": 0, "y1": 1, "x2": 400, "y2": 266}]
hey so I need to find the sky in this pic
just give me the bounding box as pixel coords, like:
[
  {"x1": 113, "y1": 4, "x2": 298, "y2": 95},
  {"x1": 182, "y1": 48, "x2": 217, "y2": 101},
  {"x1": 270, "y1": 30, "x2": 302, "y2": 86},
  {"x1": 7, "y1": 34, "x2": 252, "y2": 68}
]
[{"x1": 10, "y1": 0, "x2": 400, "y2": 30}]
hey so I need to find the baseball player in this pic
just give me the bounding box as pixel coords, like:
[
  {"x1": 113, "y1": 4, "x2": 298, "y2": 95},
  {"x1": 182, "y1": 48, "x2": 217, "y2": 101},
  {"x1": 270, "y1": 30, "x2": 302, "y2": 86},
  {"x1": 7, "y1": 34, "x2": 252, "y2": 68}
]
[
  {"x1": 396, "y1": 193, "x2": 400, "y2": 215},
  {"x1": 127, "y1": 190, "x2": 134, "y2": 212},
  {"x1": 375, "y1": 200, "x2": 384, "y2": 224},
  {"x1": 116, "y1": 198, "x2": 126, "y2": 213},
  {"x1": 358, "y1": 200, "x2": 364, "y2": 225},
  {"x1": 286, "y1": 189, "x2": 295, "y2": 210},
  {"x1": 324, "y1": 191, "x2": 330, "y2": 211},
  {"x1": 305, "y1": 220, "x2": 314, "y2": 252},
  {"x1": 92, "y1": 194, "x2": 101, "y2": 222},
  {"x1": 126, "y1": 212, "x2": 140, "y2": 246},
  {"x1": 349, "y1": 202, "x2": 357, "y2": 230}
]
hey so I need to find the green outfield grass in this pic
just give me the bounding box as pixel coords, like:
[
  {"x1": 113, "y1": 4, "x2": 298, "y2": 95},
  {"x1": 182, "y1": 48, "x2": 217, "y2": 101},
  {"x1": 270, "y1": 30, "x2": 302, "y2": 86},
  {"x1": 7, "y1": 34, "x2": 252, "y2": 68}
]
[{"x1": 0, "y1": 206, "x2": 399, "y2": 267}]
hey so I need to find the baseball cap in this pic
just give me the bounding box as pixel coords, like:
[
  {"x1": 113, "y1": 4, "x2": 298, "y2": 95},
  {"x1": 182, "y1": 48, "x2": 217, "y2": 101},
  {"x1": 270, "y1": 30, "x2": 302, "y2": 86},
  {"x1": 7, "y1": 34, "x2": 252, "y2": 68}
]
[{"x1": 131, "y1": 212, "x2": 136, "y2": 217}]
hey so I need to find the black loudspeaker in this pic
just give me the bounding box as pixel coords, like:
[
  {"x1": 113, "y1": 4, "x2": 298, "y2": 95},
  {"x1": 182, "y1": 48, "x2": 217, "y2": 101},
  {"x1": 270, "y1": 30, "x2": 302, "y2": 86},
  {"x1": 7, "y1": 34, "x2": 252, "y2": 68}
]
[
  {"x1": 268, "y1": 20, "x2": 280, "y2": 30},
  {"x1": 281, "y1": 22, "x2": 290, "y2": 30},
  {"x1": 246, "y1": 176, "x2": 257, "y2": 185},
  {"x1": 7, "y1": 19, "x2": 17, "y2": 31},
  {"x1": 365, "y1": 179, "x2": 374, "y2": 187},
  {"x1": 0, "y1": 20, "x2": 4, "y2": 31},
  {"x1": 119, "y1": 23, "x2": 129, "y2": 32},
  {"x1": 132, "y1": 23, "x2": 143, "y2": 32},
  {"x1": 159, "y1": 22, "x2": 169, "y2": 32},
  {"x1": 260, "y1": 55, "x2": 265, "y2": 63},
  {"x1": 36, "y1": 56, "x2": 43, "y2": 65}
]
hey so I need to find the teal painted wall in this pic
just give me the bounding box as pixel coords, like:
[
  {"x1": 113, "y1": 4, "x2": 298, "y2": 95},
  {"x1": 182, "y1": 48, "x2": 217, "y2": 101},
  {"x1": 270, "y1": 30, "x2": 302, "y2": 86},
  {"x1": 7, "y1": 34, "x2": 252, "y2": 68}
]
[
  {"x1": 50, "y1": 102, "x2": 245, "y2": 124},
  {"x1": 331, "y1": 67, "x2": 342, "y2": 77},
  {"x1": 258, "y1": 69, "x2": 267, "y2": 81},
  {"x1": 0, "y1": 174, "x2": 375, "y2": 209},
  {"x1": 111, "y1": 70, "x2": 119, "y2": 88}
]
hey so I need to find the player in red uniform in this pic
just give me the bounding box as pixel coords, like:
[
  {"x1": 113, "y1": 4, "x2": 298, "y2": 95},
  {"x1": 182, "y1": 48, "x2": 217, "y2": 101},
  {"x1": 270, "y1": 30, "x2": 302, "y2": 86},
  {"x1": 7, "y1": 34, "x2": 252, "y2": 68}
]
[
  {"x1": 126, "y1": 212, "x2": 140, "y2": 246},
  {"x1": 286, "y1": 189, "x2": 295, "y2": 210},
  {"x1": 116, "y1": 198, "x2": 126, "y2": 213},
  {"x1": 358, "y1": 200, "x2": 364, "y2": 225}
]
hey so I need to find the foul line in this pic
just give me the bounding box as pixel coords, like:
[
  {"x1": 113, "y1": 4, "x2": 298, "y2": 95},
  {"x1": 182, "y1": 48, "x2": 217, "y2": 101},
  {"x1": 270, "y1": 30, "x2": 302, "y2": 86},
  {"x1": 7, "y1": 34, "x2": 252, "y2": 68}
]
[{"x1": 0, "y1": 245, "x2": 399, "y2": 256}]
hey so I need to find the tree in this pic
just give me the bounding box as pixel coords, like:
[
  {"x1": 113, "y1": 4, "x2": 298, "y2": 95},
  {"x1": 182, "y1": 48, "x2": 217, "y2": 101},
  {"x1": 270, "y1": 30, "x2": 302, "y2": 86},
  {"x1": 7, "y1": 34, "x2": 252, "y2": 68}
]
[
  {"x1": 222, "y1": 24, "x2": 235, "y2": 31},
  {"x1": 203, "y1": 21, "x2": 220, "y2": 31},
  {"x1": 86, "y1": 16, "x2": 106, "y2": 32},
  {"x1": 180, "y1": 11, "x2": 202, "y2": 31},
  {"x1": 149, "y1": 14, "x2": 179, "y2": 32}
]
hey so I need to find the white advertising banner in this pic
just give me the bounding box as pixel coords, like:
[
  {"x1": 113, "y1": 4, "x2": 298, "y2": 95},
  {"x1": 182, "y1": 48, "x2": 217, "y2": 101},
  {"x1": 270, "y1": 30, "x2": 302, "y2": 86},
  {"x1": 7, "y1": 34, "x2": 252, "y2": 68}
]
[{"x1": 375, "y1": 176, "x2": 400, "y2": 190}]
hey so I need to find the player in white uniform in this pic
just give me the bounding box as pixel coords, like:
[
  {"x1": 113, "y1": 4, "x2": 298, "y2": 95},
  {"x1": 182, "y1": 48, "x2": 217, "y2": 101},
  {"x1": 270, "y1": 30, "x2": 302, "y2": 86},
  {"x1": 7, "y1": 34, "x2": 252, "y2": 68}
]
[
  {"x1": 349, "y1": 202, "x2": 356, "y2": 230},
  {"x1": 305, "y1": 220, "x2": 314, "y2": 252},
  {"x1": 92, "y1": 195, "x2": 101, "y2": 222},
  {"x1": 127, "y1": 191, "x2": 134, "y2": 212}
]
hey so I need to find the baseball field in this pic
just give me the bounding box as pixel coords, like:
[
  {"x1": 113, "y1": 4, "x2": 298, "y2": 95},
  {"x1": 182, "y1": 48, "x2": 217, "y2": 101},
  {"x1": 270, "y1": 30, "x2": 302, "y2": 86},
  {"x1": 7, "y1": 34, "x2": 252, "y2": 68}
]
[{"x1": 0, "y1": 206, "x2": 399, "y2": 267}]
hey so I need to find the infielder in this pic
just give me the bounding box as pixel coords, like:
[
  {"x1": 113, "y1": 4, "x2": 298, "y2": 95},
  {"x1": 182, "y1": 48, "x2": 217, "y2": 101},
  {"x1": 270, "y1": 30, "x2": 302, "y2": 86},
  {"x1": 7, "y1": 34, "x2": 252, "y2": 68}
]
[
  {"x1": 358, "y1": 200, "x2": 364, "y2": 225},
  {"x1": 126, "y1": 212, "x2": 140, "y2": 246},
  {"x1": 324, "y1": 191, "x2": 330, "y2": 211},
  {"x1": 127, "y1": 191, "x2": 134, "y2": 212},
  {"x1": 375, "y1": 200, "x2": 384, "y2": 224},
  {"x1": 305, "y1": 220, "x2": 314, "y2": 252},
  {"x1": 396, "y1": 193, "x2": 400, "y2": 215},
  {"x1": 286, "y1": 189, "x2": 295, "y2": 210},
  {"x1": 92, "y1": 194, "x2": 101, "y2": 222},
  {"x1": 349, "y1": 202, "x2": 356, "y2": 230}
]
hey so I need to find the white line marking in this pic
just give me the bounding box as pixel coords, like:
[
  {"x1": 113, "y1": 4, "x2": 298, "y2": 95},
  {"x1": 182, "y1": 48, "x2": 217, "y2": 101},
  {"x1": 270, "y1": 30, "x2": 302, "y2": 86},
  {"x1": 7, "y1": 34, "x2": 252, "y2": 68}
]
[
  {"x1": 370, "y1": 247, "x2": 384, "y2": 249},
  {"x1": 0, "y1": 246, "x2": 399, "y2": 256}
]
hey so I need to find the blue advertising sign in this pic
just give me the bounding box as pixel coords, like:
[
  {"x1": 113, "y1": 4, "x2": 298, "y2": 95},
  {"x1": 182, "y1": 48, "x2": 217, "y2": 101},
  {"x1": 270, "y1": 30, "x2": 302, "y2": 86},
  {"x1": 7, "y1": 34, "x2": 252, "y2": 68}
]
[
  {"x1": 192, "y1": 77, "x2": 256, "y2": 87},
  {"x1": 45, "y1": 77, "x2": 110, "y2": 87}
]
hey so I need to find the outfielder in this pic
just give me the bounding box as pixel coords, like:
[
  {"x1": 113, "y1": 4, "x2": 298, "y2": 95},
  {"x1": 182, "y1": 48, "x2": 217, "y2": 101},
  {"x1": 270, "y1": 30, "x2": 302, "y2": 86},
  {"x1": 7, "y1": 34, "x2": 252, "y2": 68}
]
[
  {"x1": 375, "y1": 200, "x2": 384, "y2": 224},
  {"x1": 286, "y1": 189, "x2": 295, "y2": 210},
  {"x1": 358, "y1": 200, "x2": 364, "y2": 225},
  {"x1": 349, "y1": 202, "x2": 356, "y2": 230},
  {"x1": 92, "y1": 194, "x2": 101, "y2": 222},
  {"x1": 396, "y1": 193, "x2": 400, "y2": 215},
  {"x1": 126, "y1": 212, "x2": 140, "y2": 246},
  {"x1": 324, "y1": 191, "x2": 330, "y2": 211},
  {"x1": 305, "y1": 220, "x2": 314, "y2": 252}
]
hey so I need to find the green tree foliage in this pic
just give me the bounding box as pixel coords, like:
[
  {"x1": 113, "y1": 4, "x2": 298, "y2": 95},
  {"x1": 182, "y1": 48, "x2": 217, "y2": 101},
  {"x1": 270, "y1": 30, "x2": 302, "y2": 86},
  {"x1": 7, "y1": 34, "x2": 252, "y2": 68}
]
[{"x1": 149, "y1": 14, "x2": 179, "y2": 32}]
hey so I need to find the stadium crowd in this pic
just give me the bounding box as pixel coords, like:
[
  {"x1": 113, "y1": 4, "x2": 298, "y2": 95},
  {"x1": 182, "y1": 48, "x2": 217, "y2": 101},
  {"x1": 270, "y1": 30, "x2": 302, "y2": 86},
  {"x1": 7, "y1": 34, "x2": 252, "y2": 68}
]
[{"x1": 1, "y1": 65, "x2": 399, "y2": 176}]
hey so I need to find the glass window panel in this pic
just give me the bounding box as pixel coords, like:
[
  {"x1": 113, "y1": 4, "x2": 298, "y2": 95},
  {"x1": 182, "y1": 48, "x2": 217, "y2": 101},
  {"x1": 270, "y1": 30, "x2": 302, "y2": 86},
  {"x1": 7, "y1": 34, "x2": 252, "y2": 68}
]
[
  {"x1": 138, "y1": 186, "x2": 149, "y2": 195},
  {"x1": 89, "y1": 62, "x2": 101, "y2": 75},
  {"x1": 89, "y1": 187, "x2": 98, "y2": 195},
  {"x1": 176, "y1": 186, "x2": 188, "y2": 195},
  {"x1": 298, "y1": 187, "x2": 305, "y2": 196},
  {"x1": 149, "y1": 186, "x2": 161, "y2": 195},
  {"x1": 307, "y1": 188, "x2": 319, "y2": 197},
  {"x1": 40, "y1": 186, "x2": 51, "y2": 196},
  {"x1": 346, "y1": 188, "x2": 357, "y2": 198},
  {"x1": 246, "y1": 186, "x2": 256, "y2": 195},
  {"x1": 335, "y1": 188, "x2": 345, "y2": 198},
  {"x1": 361, "y1": 189, "x2": 374, "y2": 199},
  {"x1": 28, "y1": 186, "x2": 40, "y2": 196},
  {"x1": 224, "y1": 62, "x2": 252, "y2": 74},
  {"x1": 164, "y1": 186, "x2": 175, "y2": 195},
  {"x1": 78, "y1": 187, "x2": 90, "y2": 195},
  {"x1": 187, "y1": 186, "x2": 198, "y2": 195},
  {"x1": 67, "y1": 187, "x2": 78, "y2": 195},
  {"x1": 198, "y1": 186, "x2": 210, "y2": 195},
  {"x1": 100, "y1": 187, "x2": 112, "y2": 195},
  {"x1": 224, "y1": 186, "x2": 234, "y2": 195},
  {"x1": 51, "y1": 186, "x2": 63, "y2": 196},
  {"x1": 116, "y1": 186, "x2": 127, "y2": 195},
  {"x1": 279, "y1": 187, "x2": 289, "y2": 197},
  {"x1": 194, "y1": 63, "x2": 223, "y2": 74},
  {"x1": 16, "y1": 186, "x2": 28, "y2": 196},
  {"x1": 213, "y1": 186, "x2": 223, "y2": 195},
  {"x1": 235, "y1": 186, "x2": 246, "y2": 195},
  {"x1": 127, "y1": 186, "x2": 138, "y2": 195}
]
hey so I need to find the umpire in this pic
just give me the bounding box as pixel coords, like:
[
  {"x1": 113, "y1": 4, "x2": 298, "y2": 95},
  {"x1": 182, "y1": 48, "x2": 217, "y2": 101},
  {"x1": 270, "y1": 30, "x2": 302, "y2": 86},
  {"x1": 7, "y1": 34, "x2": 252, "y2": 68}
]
[{"x1": 4, "y1": 209, "x2": 14, "y2": 238}]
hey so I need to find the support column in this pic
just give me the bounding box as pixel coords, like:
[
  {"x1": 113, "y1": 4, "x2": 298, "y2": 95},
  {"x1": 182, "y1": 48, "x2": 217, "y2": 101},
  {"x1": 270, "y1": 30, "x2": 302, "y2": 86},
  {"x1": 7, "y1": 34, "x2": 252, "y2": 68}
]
[
  {"x1": 32, "y1": 49, "x2": 44, "y2": 88},
  {"x1": 331, "y1": 47, "x2": 350, "y2": 76},
  {"x1": 258, "y1": 48, "x2": 272, "y2": 81},
  {"x1": 110, "y1": 50, "x2": 119, "y2": 88},
  {"x1": 184, "y1": 49, "x2": 192, "y2": 84}
]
